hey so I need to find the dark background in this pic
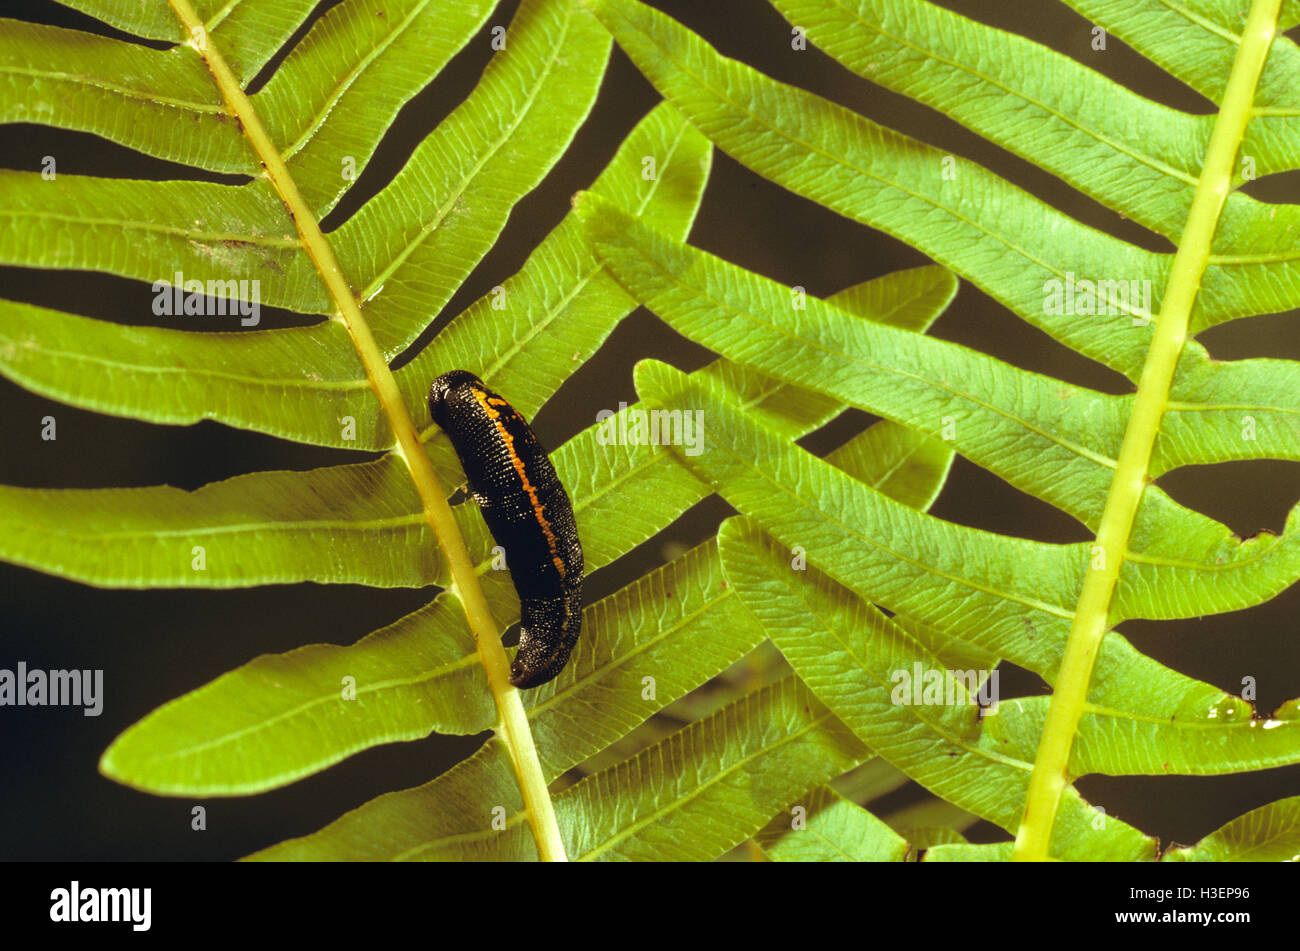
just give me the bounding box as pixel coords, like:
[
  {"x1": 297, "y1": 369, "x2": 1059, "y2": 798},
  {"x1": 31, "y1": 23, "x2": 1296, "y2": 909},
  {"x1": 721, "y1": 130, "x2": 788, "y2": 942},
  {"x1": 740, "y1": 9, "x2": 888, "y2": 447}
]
[{"x1": 0, "y1": 0, "x2": 1297, "y2": 860}]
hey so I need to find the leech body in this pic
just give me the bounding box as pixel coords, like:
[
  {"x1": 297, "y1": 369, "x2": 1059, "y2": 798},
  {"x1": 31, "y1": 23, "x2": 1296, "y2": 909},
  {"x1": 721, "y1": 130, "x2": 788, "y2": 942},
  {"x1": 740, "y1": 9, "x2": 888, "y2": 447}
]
[{"x1": 428, "y1": 370, "x2": 584, "y2": 688}]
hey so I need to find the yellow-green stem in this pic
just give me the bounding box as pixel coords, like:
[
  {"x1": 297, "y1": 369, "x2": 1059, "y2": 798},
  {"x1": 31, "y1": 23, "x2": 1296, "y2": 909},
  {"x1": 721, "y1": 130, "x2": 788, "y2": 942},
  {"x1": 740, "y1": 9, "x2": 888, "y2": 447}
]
[
  {"x1": 1012, "y1": 0, "x2": 1282, "y2": 861},
  {"x1": 168, "y1": 0, "x2": 567, "y2": 861}
]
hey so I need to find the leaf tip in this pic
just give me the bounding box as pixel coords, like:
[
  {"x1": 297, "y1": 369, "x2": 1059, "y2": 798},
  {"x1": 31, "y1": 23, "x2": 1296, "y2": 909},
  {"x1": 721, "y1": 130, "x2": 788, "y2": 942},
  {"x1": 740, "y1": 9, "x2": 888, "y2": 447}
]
[{"x1": 97, "y1": 739, "x2": 125, "y2": 784}]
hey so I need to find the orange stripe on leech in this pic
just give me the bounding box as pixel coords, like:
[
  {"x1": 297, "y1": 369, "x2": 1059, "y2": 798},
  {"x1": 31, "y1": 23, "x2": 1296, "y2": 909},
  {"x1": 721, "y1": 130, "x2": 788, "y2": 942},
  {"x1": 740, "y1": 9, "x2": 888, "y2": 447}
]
[{"x1": 472, "y1": 388, "x2": 567, "y2": 579}]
